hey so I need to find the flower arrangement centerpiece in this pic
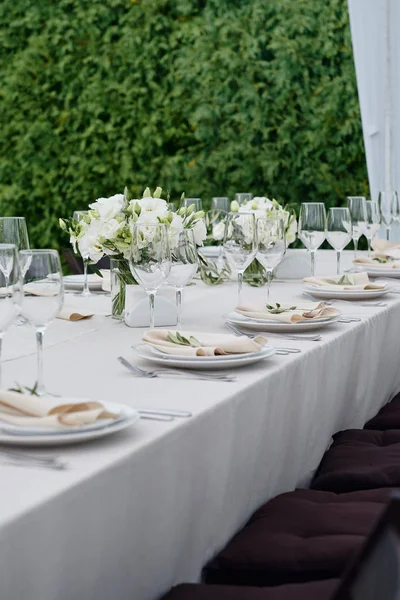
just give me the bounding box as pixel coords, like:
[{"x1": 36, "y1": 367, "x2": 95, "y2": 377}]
[
  {"x1": 231, "y1": 196, "x2": 297, "y2": 286},
  {"x1": 60, "y1": 187, "x2": 206, "y2": 317}
]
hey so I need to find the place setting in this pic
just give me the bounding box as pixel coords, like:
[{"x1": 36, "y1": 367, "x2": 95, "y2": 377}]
[{"x1": 302, "y1": 271, "x2": 391, "y2": 302}]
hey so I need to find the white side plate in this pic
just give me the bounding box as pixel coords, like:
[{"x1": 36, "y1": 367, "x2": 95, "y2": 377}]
[
  {"x1": 302, "y1": 285, "x2": 390, "y2": 300},
  {"x1": 224, "y1": 311, "x2": 341, "y2": 332}
]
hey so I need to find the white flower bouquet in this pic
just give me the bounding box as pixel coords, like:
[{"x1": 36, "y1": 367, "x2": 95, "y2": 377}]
[{"x1": 60, "y1": 187, "x2": 206, "y2": 316}]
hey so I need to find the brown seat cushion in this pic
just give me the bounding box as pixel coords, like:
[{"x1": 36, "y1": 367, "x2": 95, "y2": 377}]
[
  {"x1": 203, "y1": 489, "x2": 389, "y2": 586},
  {"x1": 161, "y1": 580, "x2": 339, "y2": 600},
  {"x1": 311, "y1": 429, "x2": 400, "y2": 493},
  {"x1": 365, "y1": 392, "x2": 400, "y2": 430}
]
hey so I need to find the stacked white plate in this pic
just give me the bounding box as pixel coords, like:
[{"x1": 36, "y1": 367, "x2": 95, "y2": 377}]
[
  {"x1": 302, "y1": 284, "x2": 391, "y2": 301},
  {"x1": 352, "y1": 265, "x2": 400, "y2": 279},
  {"x1": 224, "y1": 311, "x2": 341, "y2": 332},
  {"x1": 133, "y1": 343, "x2": 276, "y2": 370},
  {"x1": 0, "y1": 402, "x2": 139, "y2": 446},
  {"x1": 63, "y1": 274, "x2": 104, "y2": 291}
]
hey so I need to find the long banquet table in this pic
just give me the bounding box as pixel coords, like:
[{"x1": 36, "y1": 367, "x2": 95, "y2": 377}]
[{"x1": 1, "y1": 250, "x2": 400, "y2": 600}]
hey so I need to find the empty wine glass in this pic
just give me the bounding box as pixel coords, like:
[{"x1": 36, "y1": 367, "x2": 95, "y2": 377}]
[
  {"x1": 167, "y1": 229, "x2": 198, "y2": 327},
  {"x1": 223, "y1": 212, "x2": 257, "y2": 305},
  {"x1": 256, "y1": 217, "x2": 286, "y2": 302},
  {"x1": 0, "y1": 217, "x2": 30, "y2": 281},
  {"x1": 378, "y1": 192, "x2": 395, "y2": 240},
  {"x1": 235, "y1": 193, "x2": 253, "y2": 206},
  {"x1": 19, "y1": 250, "x2": 64, "y2": 395},
  {"x1": 298, "y1": 203, "x2": 327, "y2": 276},
  {"x1": 365, "y1": 200, "x2": 381, "y2": 256},
  {"x1": 205, "y1": 209, "x2": 228, "y2": 272},
  {"x1": 211, "y1": 197, "x2": 230, "y2": 212},
  {"x1": 73, "y1": 210, "x2": 92, "y2": 297},
  {"x1": 180, "y1": 198, "x2": 202, "y2": 212},
  {"x1": 347, "y1": 197, "x2": 367, "y2": 258},
  {"x1": 326, "y1": 207, "x2": 352, "y2": 274},
  {"x1": 129, "y1": 223, "x2": 171, "y2": 328},
  {"x1": 0, "y1": 244, "x2": 22, "y2": 387}
]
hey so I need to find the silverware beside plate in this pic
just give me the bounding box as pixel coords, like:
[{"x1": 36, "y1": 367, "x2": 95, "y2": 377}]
[{"x1": 118, "y1": 356, "x2": 236, "y2": 382}]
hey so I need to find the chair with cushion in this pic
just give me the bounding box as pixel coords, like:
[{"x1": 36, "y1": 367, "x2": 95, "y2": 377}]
[
  {"x1": 202, "y1": 488, "x2": 389, "y2": 587},
  {"x1": 365, "y1": 391, "x2": 400, "y2": 430},
  {"x1": 160, "y1": 580, "x2": 339, "y2": 600},
  {"x1": 311, "y1": 429, "x2": 400, "y2": 493}
]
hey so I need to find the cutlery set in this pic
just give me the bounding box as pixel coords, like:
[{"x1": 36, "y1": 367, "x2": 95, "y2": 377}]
[
  {"x1": 0, "y1": 448, "x2": 67, "y2": 470},
  {"x1": 118, "y1": 356, "x2": 236, "y2": 383}
]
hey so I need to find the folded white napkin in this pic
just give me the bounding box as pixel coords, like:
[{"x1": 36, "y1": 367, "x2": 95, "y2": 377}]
[
  {"x1": 371, "y1": 238, "x2": 400, "y2": 260},
  {"x1": 353, "y1": 256, "x2": 400, "y2": 269},
  {"x1": 142, "y1": 329, "x2": 267, "y2": 357},
  {"x1": 235, "y1": 302, "x2": 339, "y2": 323},
  {"x1": 0, "y1": 390, "x2": 118, "y2": 429},
  {"x1": 303, "y1": 272, "x2": 385, "y2": 291},
  {"x1": 57, "y1": 307, "x2": 94, "y2": 321}
]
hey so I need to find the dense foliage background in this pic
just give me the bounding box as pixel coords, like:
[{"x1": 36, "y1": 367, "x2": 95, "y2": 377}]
[{"x1": 0, "y1": 0, "x2": 368, "y2": 250}]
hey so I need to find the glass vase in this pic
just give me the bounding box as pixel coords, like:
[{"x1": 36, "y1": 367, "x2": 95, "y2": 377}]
[{"x1": 110, "y1": 259, "x2": 137, "y2": 320}]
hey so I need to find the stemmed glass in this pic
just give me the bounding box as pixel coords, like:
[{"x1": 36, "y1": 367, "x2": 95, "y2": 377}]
[
  {"x1": 129, "y1": 223, "x2": 171, "y2": 329},
  {"x1": 256, "y1": 217, "x2": 286, "y2": 302},
  {"x1": 365, "y1": 200, "x2": 381, "y2": 256},
  {"x1": 205, "y1": 209, "x2": 228, "y2": 272},
  {"x1": 73, "y1": 211, "x2": 92, "y2": 297},
  {"x1": 19, "y1": 250, "x2": 64, "y2": 395},
  {"x1": 0, "y1": 217, "x2": 30, "y2": 283},
  {"x1": 347, "y1": 197, "x2": 367, "y2": 258},
  {"x1": 180, "y1": 198, "x2": 202, "y2": 212},
  {"x1": 223, "y1": 212, "x2": 257, "y2": 305},
  {"x1": 235, "y1": 193, "x2": 253, "y2": 206},
  {"x1": 211, "y1": 197, "x2": 230, "y2": 212},
  {"x1": 298, "y1": 203, "x2": 327, "y2": 276},
  {"x1": 167, "y1": 230, "x2": 198, "y2": 327},
  {"x1": 0, "y1": 244, "x2": 22, "y2": 387},
  {"x1": 378, "y1": 191, "x2": 398, "y2": 240},
  {"x1": 326, "y1": 208, "x2": 352, "y2": 274}
]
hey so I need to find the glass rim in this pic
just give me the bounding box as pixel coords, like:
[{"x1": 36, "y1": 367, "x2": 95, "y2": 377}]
[
  {"x1": 300, "y1": 202, "x2": 326, "y2": 206},
  {"x1": 132, "y1": 222, "x2": 168, "y2": 230},
  {"x1": 0, "y1": 216, "x2": 26, "y2": 220},
  {"x1": 19, "y1": 249, "x2": 59, "y2": 255},
  {"x1": 0, "y1": 243, "x2": 17, "y2": 249}
]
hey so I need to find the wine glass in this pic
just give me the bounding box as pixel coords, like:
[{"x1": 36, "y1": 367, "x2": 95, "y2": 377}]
[
  {"x1": 378, "y1": 191, "x2": 397, "y2": 241},
  {"x1": 298, "y1": 203, "x2": 327, "y2": 276},
  {"x1": 129, "y1": 223, "x2": 171, "y2": 329},
  {"x1": 256, "y1": 217, "x2": 286, "y2": 302},
  {"x1": 19, "y1": 250, "x2": 64, "y2": 395},
  {"x1": 167, "y1": 229, "x2": 198, "y2": 327},
  {"x1": 347, "y1": 197, "x2": 367, "y2": 258},
  {"x1": 205, "y1": 209, "x2": 228, "y2": 272},
  {"x1": 73, "y1": 210, "x2": 92, "y2": 297},
  {"x1": 365, "y1": 200, "x2": 381, "y2": 256},
  {"x1": 223, "y1": 212, "x2": 257, "y2": 305},
  {"x1": 211, "y1": 197, "x2": 230, "y2": 212},
  {"x1": 326, "y1": 207, "x2": 352, "y2": 274},
  {"x1": 0, "y1": 217, "x2": 30, "y2": 281},
  {"x1": 0, "y1": 244, "x2": 22, "y2": 387},
  {"x1": 235, "y1": 193, "x2": 253, "y2": 206},
  {"x1": 180, "y1": 198, "x2": 202, "y2": 212}
]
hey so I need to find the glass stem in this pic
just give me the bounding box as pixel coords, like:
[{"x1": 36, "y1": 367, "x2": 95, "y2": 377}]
[
  {"x1": 0, "y1": 334, "x2": 3, "y2": 389},
  {"x1": 386, "y1": 226, "x2": 390, "y2": 241},
  {"x1": 310, "y1": 251, "x2": 316, "y2": 277},
  {"x1": 36, "y1": 329, "x2": 45, "y2": 394},
  {"x1": 149, "y1": 292, "x2": 156, "y2": 329},
  {"x1": 353, "y1": 238, "x2": 358, "y2": 259},
  {"x1": 237, "y1": 270, "x2": 243, "y2": 306},
  {"x1": 266, "y1": 270, "x2": 273, "y2": 302},
  {"x1": 336, "y1": 250, "x2": 341, "y2": 275},
  {"x1": 82, "y1": 261, "x2": 90, "y2": 296},
  {"x1": 176, "y1": 287, "x2": 182, "y2": 328},
  {"x1": 367, "y1": 238, "x2": 372, "y2": 257}
]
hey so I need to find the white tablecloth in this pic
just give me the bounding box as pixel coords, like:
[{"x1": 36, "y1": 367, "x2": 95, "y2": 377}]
[{"x1": 1, "y1": 250, "x2": 400, "y2": 600}]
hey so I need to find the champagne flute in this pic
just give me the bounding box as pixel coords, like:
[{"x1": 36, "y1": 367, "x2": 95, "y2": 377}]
[
  {"x1": 129, "y1": 223, "x2": 171, "y2": 329},
  {"x1": 326, "y1": 207, "x2": 352, "y2": 274},
  {"x1": 211, "y1": 197, "x2": 230, "y2": 212},
  {"x1": 378, "y1": 191, "x2": 397, "y2": 241},
  {"x1": 167, "y1": 229, "x2": 198, "y2": 327},
  {"x1": 365, "y1": 200, "x2": 381, "y2": 256},
  {"x1": 223, "y1": 212, "x2": 257, "y2": 305},
  {"x1": 347, "y1": 197, "x2": 367, "y2": 258},
  {"x1": 0, "y1": 244, "x2": 22, "y2": 387},
  {"x1": 298, "y1": 203, "x2": 327, "y2": 276},
  {"x1": 235, "y1": 193, "x2": 253, "y2": 206},
  {"x1": 19, "y1": 250, "x2": 64, "y2": 395},
  {"x1": 73, "y1": 211, "x2": 92, "y2": 297},
  {"x1": 180, "y1": 198, "x2": 202, "y2": 212},
  {"x1": 256, "y1": 217, "x2": 286, "y2": 302}
]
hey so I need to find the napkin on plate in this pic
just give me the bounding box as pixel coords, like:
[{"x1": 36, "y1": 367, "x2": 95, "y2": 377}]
[
  {"x1": 57, "y1": 307, "x2": 94, "y2": 321},
  {"x1": 142, "y1": 329, "x2": 267, "y2": 357},
  {"x1": 235, "y1": 302, "x2": 338, "y2": 323},
  {"x1": 353, "y1": 256, "x2": 400, "y2": 269},
  {"x1": 353, "y1": 239, "x2": 400, "y2": 267},
  {"x1": 0, "y1": 390, "x2": 118, "y2": 429},
  {"x1": 303, "y1": 272, "x2": 385, "y2": 290}
]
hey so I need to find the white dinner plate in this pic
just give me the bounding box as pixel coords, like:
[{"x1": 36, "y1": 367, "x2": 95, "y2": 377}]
[
  {"x1": 0, "y1": 403, "x2": 139, "y2": 446},
  {"x1": 302, "y1": 285, "x2": 390, "y2": 300},
  {"x1": 224, "y1": 311, "x2": 341, "y2": 332},
  {"x1": 352, "y1": 265, "x2": 400, "y2": 278},
  {"x1": 63, "y1": 274, "x2": 104, "y2": 291},
  {"x1": 133, "y1": 343, "x2": 276, "y2": 370}
]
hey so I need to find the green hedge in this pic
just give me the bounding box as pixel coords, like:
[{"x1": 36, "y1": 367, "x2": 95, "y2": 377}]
[{"x1": 0, "y1": 0, "x2": 368, "y2": 250}]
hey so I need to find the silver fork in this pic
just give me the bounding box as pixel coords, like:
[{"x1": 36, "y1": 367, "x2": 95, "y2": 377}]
[
  {"x1": 118, "y1": 357, "x2": 236, "y2": 382},
  {"x1": 302, "y1": 291, "x2": 387, "y2": 308},
  {"x1": 224, "y1": 323, "x2": 301, "y2": 353},
  {"x1": 0, "y1": 449, "x2": 67, "y2": 470}
]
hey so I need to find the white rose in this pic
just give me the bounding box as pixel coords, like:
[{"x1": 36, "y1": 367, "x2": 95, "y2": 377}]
[
  {"x1": 99, "y1": 218, "x2": 123, "y2": 242},
  {"x1": 77, "y1": 219, "x2": 104, "y2": 262},
  {"x1": 212, "y1": 221, "x2": 225, "y2": 241},
  {"x1": 89, "y1": 194, "x2": 125, "y2": 221},
  {"x1": 168, "y1": 214, "x2": 185, "y2": 249},
  {"x1": 136, "y1": 197, "x2": 168, "y2": 215},
  {"x1": 192, "y1": 218, "x2": 207, "y2": 246}
]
